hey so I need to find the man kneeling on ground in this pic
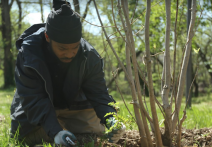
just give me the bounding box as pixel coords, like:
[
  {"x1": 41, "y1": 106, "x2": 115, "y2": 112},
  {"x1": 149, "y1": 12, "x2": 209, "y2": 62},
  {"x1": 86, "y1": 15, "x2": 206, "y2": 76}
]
[{"x1": 10, "y1": 0, "x2": 125, "y2": 146}]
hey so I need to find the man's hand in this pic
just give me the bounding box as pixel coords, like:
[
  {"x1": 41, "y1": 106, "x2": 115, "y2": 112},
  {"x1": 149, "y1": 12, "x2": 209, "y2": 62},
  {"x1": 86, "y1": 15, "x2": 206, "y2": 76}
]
[
  {"x1": 106, "y1": 117, "x2": 126, "y2": 143},
  {"x1": 54, "y1": 130, "x2": 77, "y2": 147}
]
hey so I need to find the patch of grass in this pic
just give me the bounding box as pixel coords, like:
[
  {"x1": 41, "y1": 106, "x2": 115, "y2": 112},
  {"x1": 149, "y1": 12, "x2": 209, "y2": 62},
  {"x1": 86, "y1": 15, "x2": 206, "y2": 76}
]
[
  {"x1": 111, "y1": 91, "x2": 212, "y2": 130},
  {"x1": 184, "y1": 103, "x2": 212, "y2": 129},
  {"x1": 192, "y1": 94, "x2": 212, "y2": 104},
  {"x1": 0, "y1": 88, "x2": 18, "y2": 147},
  {"x1": 0, "y1": 88, "x2": 14, "y2": 115}
]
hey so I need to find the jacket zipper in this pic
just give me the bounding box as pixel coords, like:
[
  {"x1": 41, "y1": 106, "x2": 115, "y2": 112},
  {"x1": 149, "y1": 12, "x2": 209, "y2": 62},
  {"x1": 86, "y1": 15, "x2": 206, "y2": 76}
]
[
  {"x1": 24, "y1": 65, "x2": 53, "y2": 106},
  {"x1": 79, "y1": 58, "x2": 87, "y2": 86},
  {"x1": 82, "y1": 58, "x2": 87, "y2": 78}
]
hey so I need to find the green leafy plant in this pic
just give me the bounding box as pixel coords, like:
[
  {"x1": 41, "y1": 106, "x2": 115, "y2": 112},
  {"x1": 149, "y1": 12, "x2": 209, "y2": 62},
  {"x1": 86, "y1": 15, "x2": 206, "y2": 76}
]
[{"x1": 104, "y1": 102, "x2": 134, "y2": 134}]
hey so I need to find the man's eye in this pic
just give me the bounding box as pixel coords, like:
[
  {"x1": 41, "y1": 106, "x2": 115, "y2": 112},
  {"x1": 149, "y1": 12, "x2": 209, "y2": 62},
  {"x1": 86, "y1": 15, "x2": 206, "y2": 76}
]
[{"x1": 73, "y1": 46, "x2": 79, "y2": 50}]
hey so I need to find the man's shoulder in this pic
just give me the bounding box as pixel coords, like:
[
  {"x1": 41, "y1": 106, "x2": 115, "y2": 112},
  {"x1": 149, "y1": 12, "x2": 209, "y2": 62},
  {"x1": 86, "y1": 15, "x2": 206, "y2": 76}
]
[
  {"x1": 16, "y1": 24, "x2": 47, "y2": 67},
  {"x1": 80, "y1": 39, "x2": 103, "y2": 73},
  {"x1": 17, "y1": 23, "x2": 46, "y2": 44},
  {"x1": 81, "y1": 38, "x2": 102, "y2": 60},
  {"x1": 22, "y1": 25, "x2": 46, "y2": 47}
]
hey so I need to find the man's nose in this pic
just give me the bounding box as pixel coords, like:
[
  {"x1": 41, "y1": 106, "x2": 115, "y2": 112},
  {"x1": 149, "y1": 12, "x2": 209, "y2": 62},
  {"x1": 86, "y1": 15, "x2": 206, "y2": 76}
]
[{"x1": 65, "y1": 51, "x2": 76, "y2": 58}]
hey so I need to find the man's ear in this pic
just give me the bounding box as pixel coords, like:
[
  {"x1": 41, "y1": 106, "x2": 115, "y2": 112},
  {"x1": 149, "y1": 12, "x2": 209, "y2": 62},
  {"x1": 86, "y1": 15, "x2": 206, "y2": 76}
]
[{"x1": 44, "y1": 32, "x2": 50, "y2": 43}]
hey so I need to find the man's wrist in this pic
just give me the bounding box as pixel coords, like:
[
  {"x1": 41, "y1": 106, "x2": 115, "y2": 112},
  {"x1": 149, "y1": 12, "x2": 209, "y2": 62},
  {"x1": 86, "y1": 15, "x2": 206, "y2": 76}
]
[{"x1": 51, "y1": 127, "x2": 63, "y2": 139}]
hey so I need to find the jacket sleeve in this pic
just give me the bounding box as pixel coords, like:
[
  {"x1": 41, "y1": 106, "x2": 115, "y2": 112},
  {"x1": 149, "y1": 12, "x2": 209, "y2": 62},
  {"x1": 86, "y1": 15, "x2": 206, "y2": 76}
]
[
  {"x1": 15, "y1": 53, "x2": 62, "y2": 139},
  {"x1": 82, "y1": 53, "x2": 116, "y2": 124}
]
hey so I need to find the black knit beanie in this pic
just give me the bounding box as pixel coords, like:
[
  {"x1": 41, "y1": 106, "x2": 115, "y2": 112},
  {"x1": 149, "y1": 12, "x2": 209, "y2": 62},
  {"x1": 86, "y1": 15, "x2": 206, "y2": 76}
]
[{"x1": 45, "y1": 0, "x2": 82, "y2": 44}]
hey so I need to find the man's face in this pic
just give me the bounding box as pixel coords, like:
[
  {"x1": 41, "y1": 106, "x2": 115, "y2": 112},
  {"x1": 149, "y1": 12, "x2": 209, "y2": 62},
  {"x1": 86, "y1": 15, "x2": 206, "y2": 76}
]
[{"x1": 45, "y1": 33, "x2": 80, "y2": 63}]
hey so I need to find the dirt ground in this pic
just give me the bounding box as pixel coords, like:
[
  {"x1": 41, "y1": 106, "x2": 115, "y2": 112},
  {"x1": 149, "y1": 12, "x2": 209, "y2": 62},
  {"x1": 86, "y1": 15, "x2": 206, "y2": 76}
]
[{"x1": 73, "y1": 128, "x2": 212, "y2": 147}]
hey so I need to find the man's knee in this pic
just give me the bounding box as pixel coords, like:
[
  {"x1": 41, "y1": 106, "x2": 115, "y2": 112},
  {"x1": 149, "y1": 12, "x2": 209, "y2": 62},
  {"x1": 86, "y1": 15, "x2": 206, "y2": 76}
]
[
  {"x1": 57, "y1": 108, "x2": 105, "y2": 134},
  {"x1": 20, "y1": 126, "x2": 53, "y2": 146}
]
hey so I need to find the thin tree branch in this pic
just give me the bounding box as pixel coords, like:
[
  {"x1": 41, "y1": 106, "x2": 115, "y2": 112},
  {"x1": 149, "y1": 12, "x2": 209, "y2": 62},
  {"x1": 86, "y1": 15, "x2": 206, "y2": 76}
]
[
  {"x1": 131, "y1": 0, "x2": 163, "y2": 24},
  {"x1": 130, "y1": 0, "x2": 138, "y2": 23},
  {"x1": 121, "y1": 0, "x2": 155, "y2": 146},
  {"x1": 72, "y1": 8, "x2": 116, "y2": 28},
  {"x1": 73, "y1": 0, "x2": 80, "y2": 14},
  {"x1": 108, "y1": 26, "x2": 144, "y2": 40},
  {"x1": 116, "y1": 0, "x2": 153, "y2": 128},
  {"x1": 82, "y1": 0, "x2": 92, "y2": 23},
  {"x1": 93, "y1": 0, "x2": 131, "y2": 84},
  {"x1": 101, "y1": 30, "x2": 136, "y2": 123},
  {"x1": 170, "y1": 0, "x2": 179, "y2": 117},
  {"x1": 176, "y1": 66, "x2": 198, "y2": 147},
  {"x1": 172, "y1": 0, "x2": 197, "y2": 132},
  {"x1": 9, "y1": 0, "x2": 15, "y2": 9},
  {"x1": 107, "y1": 50, "x2": 163, "y2": 88},
  {"x1": 172, "y1": 3, "x2": 202, "y2": 133},
  {"x1": 117, "y1": 1, "x2": 154, "y2": 132},
  {"x1": 150, "y1": 52, "x2": 164, "y2": 57},
  {"x1": 19, "y1": 1, "x2": 49, "y2": 5},
  {"x1": 176, "y1": 110, "x2": 187, "y2": 147},
  {"x1": 144, "y1": 0, "x2": 163, "y2": 146}
]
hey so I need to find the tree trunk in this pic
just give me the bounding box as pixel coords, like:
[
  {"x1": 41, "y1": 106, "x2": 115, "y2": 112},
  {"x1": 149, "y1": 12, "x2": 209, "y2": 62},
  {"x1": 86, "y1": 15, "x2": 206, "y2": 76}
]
[
  {"x1": 195, "y1": 41, "x2": 212, "y2": 83},
  {"x1": 16, "y1": 0, "x2": 22, "y2": 38},
  {"x1": 192, "y1": 62, "x2": 198, "y2": 97},
  {"x1": 186, "y1": 0, "x2": 192, "y2": 108},
  {"x1": 1, "y1": 0, "x2": 15, "y2": 88},
  {"x1": 143, "y1": 0, "x2": 163, "y2": 146},
  {"x1": 121, "y1": 1, "x2": 151, "y2": 146},
  {"x1": 162, "y1": 0, "x2": 172, "y2": 146},
  {"x1": 82, "y1": 0, "x2": 92, "y2": 23},
  {"x1": 39, "y1": 0, "x2": 44, "y2": 23}
]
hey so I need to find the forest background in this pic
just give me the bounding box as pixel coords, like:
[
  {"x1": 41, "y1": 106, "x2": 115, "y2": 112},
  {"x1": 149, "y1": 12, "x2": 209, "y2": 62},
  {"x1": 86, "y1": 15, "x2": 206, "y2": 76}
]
[{"x1": 1, "y1": 0, "x2": 212, "y2": 99}]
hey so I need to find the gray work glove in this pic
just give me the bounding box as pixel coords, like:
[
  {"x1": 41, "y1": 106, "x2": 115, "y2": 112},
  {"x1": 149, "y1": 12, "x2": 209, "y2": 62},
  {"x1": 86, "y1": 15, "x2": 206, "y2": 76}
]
[
  {"x1": 54, "y1": 130, "x2": 77, "y2": 147},
  {"x1": 106, "y1": 117, "x2": 126, "y2": 143}
]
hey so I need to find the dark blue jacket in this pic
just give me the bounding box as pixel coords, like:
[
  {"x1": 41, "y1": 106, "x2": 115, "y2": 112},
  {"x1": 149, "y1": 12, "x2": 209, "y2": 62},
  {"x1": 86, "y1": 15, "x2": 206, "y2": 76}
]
[{"x1": 10, "y1": 24, "x2": 116, "y2": 139}]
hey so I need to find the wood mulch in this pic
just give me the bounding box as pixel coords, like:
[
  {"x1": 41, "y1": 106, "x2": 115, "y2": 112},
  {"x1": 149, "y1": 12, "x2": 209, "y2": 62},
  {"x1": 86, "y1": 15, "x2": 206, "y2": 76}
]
[
  {"x1": 74, "y1": 128, "x2": 212, "y2": 147},
  {"x1": 34, "y1": 128, "x2": 212, "y2": 147}
]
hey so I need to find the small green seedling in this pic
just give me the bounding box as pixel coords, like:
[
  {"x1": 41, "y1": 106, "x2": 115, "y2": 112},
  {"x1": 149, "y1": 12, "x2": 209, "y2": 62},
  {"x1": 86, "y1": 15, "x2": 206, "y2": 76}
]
[{"x1": 104, "y1": 102, "x2": 134, "y2": 134}]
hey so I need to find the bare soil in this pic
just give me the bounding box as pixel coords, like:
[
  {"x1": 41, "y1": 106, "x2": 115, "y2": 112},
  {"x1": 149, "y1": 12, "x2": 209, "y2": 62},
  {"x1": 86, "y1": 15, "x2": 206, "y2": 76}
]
[
  {"x1": 33, "y1": 128, "x2": 212, "y2": 147},
  {"x1": 73, "y1": 128, "x2": 212, "y2": 147}
]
